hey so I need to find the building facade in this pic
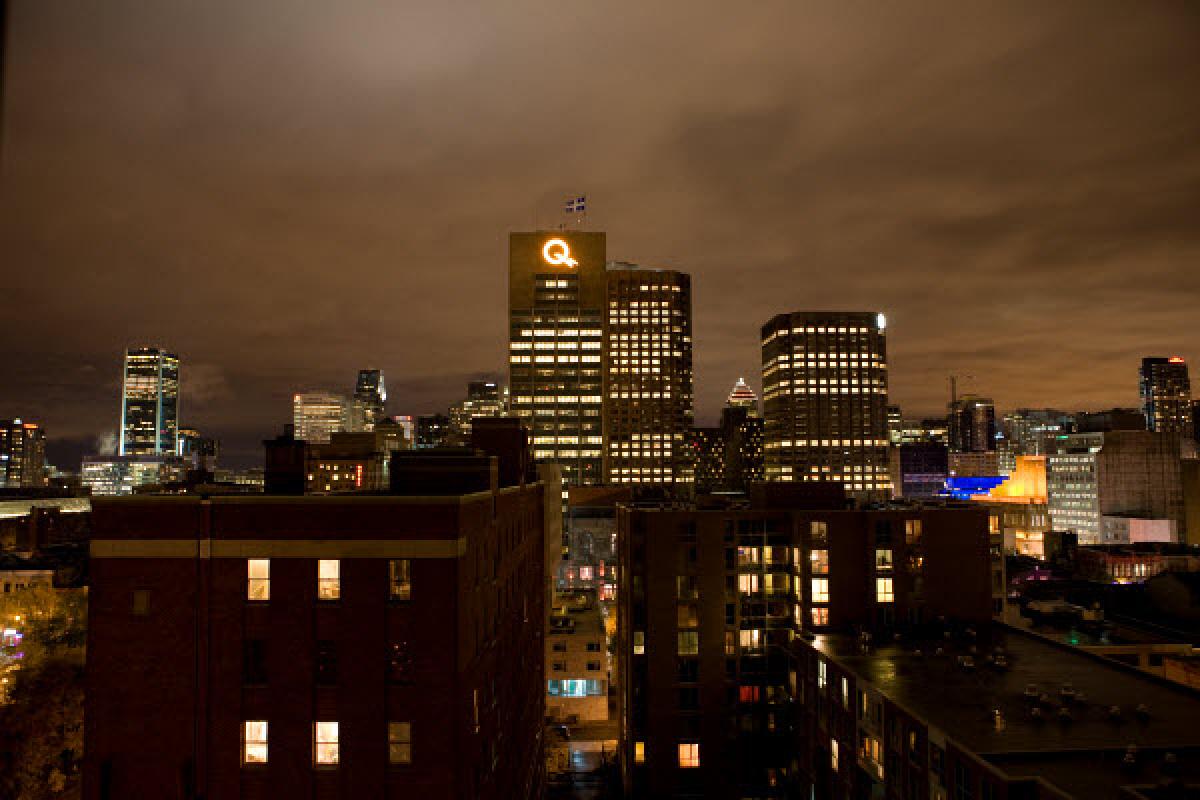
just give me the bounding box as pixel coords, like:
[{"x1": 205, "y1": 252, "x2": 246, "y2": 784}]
[
  {"x1": 119, "y1": 346, "x2": 180, "y2": 456},
  {"x1": 293, "y1": 392, "x2": 349, "y2": 444},
  {"x1": 81, "y1": 454, "x2": 190, "y2": 496},
  {"x1": 617, "y1": 488, "x2": 991, "y2": 798},
  {"x1": 1140, "y1": 356, "x2": 1194, "y2": 443},
  {"x1": 0, "y1": 419, "x2": 47, "y2": 489},
  {"x1": 352, "y1": 369, "x2": 387, "y2": 431},
  {"x1": 947, "y1": 394, "x2": 996, "y2": 454},
  {"x1": 603, "y1": 264, "x2": 694, "y2": 488},
  {"x1": 85, "y1": 465, "x2": 552, "y2": 799},
  {"x1": 1046, "y1": 431, "x2": 1185, "y2": 544},
  {"x1": 508, "y1": 231, "x2": 606, "y2": 489},
  {"x1": 446, "y1": 381, "x2": 506, "y2": 447},
  {"x1": 761, "y1": 311, "x2": 890, "y2": 499}
]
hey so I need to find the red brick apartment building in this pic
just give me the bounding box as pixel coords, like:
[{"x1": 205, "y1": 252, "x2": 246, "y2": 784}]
[{"x1": 84, "y1": 460, "x2": 554, "y2": 799}]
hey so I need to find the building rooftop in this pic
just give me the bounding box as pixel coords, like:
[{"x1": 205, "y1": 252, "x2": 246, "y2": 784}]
[{"x1": 812, "y1": 625, "x2": 1200, "y2": 797}]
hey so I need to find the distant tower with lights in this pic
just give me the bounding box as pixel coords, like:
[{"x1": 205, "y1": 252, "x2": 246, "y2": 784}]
[
  {"x1": 119, "y1": 346, "x2": 180, "y2": 457},
  {"x1": 761, "y1": 311, "x2": 890, "y2": 499},
  {"x1": 1140, "y1": 357, "x2": 1193, "y2": 442}
]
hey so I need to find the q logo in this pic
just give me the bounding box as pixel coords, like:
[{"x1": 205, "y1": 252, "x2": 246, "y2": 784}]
[{"x1": 542, "y1": 238, "x2": 578, "y2": 267}]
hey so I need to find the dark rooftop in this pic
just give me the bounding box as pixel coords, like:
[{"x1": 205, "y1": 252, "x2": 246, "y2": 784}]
[{"x1": 811, "y1": 625, "x2": 1200, "y2": 798}]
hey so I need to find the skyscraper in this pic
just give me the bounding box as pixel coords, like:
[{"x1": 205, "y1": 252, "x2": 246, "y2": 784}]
[
  {"x1": 603, "y1": 263, "x2": 694, "y2": 487},
  {"x1": 292, "y1": 391, "x2": 348, "y2": 444},
  {"x1": 948, "y1": 395, "x2": 996, "y2": 453},
  {"x1": 727, "y1": 377, "x2": 758, "y2": 414},
  {"x1": 1140, "y1": 356, "x2": 1193, "y2": 441},
  {"x1": 446, "y1": 381, "x2": 506, "y2": 446},
  {"x1": 0, "y1": 419, "x2": 47, "y2": 489},
  {"x1": 761, "y1": 311, "x2": 890, "y2": 499},
  {"x1": 352, "y1": 369, "x2": 387, "y2": 431},
  {"x1": 119, "y1": 346, "x2": 180, "y2": 456},
  {"x1": 508, "y1": 231, "x2": 606, "y2": 488}
]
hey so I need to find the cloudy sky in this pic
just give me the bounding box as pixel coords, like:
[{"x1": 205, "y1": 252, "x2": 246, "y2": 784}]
[{"x1": 2, "y1": 2, "x2": 1198, "y2": 467}]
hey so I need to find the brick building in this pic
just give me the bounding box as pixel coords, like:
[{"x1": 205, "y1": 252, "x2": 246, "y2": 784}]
[
  {"x1": 84, "y1": 455, "x2": 555, "y2": 799},
  {"x1": 616, "y1": 485, "x2": 991, "y2": 798}
]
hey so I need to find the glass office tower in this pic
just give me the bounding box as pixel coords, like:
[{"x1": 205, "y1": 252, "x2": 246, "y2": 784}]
[{"x1": 119, "y1": 346, "x2": 180, "y2": 456}]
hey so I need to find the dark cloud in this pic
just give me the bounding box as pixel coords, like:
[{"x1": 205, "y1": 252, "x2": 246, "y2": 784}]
[{"x1": 2, "y1": 1, "x2": 1198, "y2": 467}]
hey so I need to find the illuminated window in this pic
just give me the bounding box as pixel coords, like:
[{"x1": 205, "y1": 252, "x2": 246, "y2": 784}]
[
  {"x1": 810, "y1": 521, "x2": 828, "y2": 538},
  {"x1": 738, "y1": 573, "x2": 760, "y2": 593},
  {"x1": 831, "y1": 738, "x2": 839, "y2": 771},
  {"x1": 739, "y1": 629, "x2": 763, "y2": 652},
  {"x1": 633, "y1": 631, "x2": 645, "y2": 655},
  {"x1": 905, "y1": 519, "x2": 922, "y2": 543},
  {"x1": 388, "y1": 722, "x2": 412, "y2": 764},
  {"x1": 389, "y1": 559, "x2": 411, "y2": 601},
  {"x1": 677, "y1": 631, "x2": 699, "y2": 655},
  {"x1": 811, "y1": 578, "x2": 829, "y2": 603},
  {"x1": 875, "y1": 548, "x2": 893, "y2": 570},
  {"x1": 876, "y1": 577, "x2": 894, "y2": 603},
  {"x1": 810, "y1": 549, "x2": 829, "y2": 574},
  {"x1": 678, "y1": 742, "x2": 700, "y2": 768},
  {"x1": 635, "y1": 741, "x2": 645, "y2": 763},
  {"x1": 818, "y1": 659, "x2": 827, "y2": 689},
  {"x1": 314, "y1": 722, "x2": 339, "y2": 766},
  {"x1": 242, "y1": 721, "x2": 267, "y2": 765},
  {"x1": 811, "y1": 607, "x2": 829, "y2": 626},
  {"x1": 247, "y1": 559, "x2": 270, "y2": 601},
  {"x1": 318, "y1": 560, "x2": 340, "y2": 600}
]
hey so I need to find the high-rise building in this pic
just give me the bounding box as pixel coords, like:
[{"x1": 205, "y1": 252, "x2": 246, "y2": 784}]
[
  {"x1": 886, "y1": 404, "x2": 903, "y2": 445},
  {"x1": 81, "y1": 454, "x2": 189, "y2": 495},
  {"x1": 119, "y1": 346, "x2": 180, "y2": 456},
  {"x1": 0, "y1": 419, "x2": 47, "y2": 489},
  {"x1": 293, "y1": 391, "x2": 348, "y2": 444},
  {"x1": 761, "y1": 311, "x2": 890, "y2": 499},
  {"x1": 84, "y1": 452, "x2": 556, "y2": 799},
  {"x1": 177, "y1": 427, "x2": 219, "y2": 470},
  {"x1": 1140, "y1": 356, "x2": 1193, "y2": 441},
  {"x1": 947, "y1": 394, "x2": 996, "y2": 453},
  {"x1": 446, "y1": 381, "x2": 506, "y2": 447},
  {"x1": 1001, "y1": 409, "x2": 1073, "y2": 457},
  {"x1": 414, "y1": 414, "x2": 449, "y2": 449},
  {"x1": 1046, "y1": 430, "x2": 1185, "y2": 544},
  {"x1": 352, "y1": 369, "x2": 387, "y2": 431},
  {"x1": 603, "y1": 263, "x2": 694, "y2": 487},
  {"x1": 727, "y1": 377, "x2": 758, "y2": 414},
  {"x1": 617, "y1": 486, "x2": 992, "y2": 798},
  {"x1": 508, "y1": 231, "x2": 606, "y2": 488}
]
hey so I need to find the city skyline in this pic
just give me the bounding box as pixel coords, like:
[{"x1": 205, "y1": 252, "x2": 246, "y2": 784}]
[{"x1": 2, "y1": 2, "x2": 1198, "y2": 467}]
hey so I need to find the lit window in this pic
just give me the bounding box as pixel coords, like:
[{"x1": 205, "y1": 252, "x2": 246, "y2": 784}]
[
  {"x1": 811, "y1": 607, "x2": 829, "y2": 626},
  {"x1": 875, "y1": 548, "x2": 893, "y2": 570},
  {"x1": 314, "y1": 721, "x2": 339, "y2": 766},
  {"x1": 677, "y1": 631, "x2": 699, "y2": 655},
  {"x1": 388, "y1": 722, "x2": 412, "y2": 764},
  {"x1": 905, "y1": 519, "x2": 922, "y2": 543},
  {"x1": 818, "y1": 659, "x2": 827, "y2": 689},
  {"x1": 389, "y1": 559, "x2": 412, "y2": 601},
  {"x1": 635, "y1": 741, "x2": 645, "y2": 763},
  {"x1": 739, "y1": 629, "x2": 763, "y2": 652},
  {"x1": 247, "y1": 559, "x2": 270, "y2": 601},
  {"x1": 242, "y1": 720, "x2": 268, "y2": 765},
  {"x1": 811, "y1": 578, "x2": 829, "y2": 603},
  {"x1": 633, "y1": 631, "x2": 645, "y2": 655},
  {"x1": 876, "y1": 577, "x2": 894, "y2": 603},
  {"x1": 810, "y1": 549, "x2": 829, "y2": 574},
  {"x1": 318, "y1": 560, "x2": 340, "y2": 600},
  {"x1": 831, "y1": 738, "x2": 839, "y2": 771},
  {"x1": 738, "y1": 573, "x2": 760, "y2": 593},
  {"x1": 678, "y1": 742, "x2": 700, "y2": 768}
]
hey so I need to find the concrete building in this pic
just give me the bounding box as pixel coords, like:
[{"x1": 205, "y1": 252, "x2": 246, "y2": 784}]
[
  {"x1": 603, "y1": 263, "x2": 694, "y2": 488},
  {"x1": 793, "y1": 625, "x2": 1200, "y2": 799},
  {"x1": 119, "y1": 346, "x2": 180, "y2": 456},
  {"x1": 974, "y1": 456, "x2": 1050, "y2": 557},
  {"x1": 292, "y1": 391, "x2": 349, "y2": 444},
  {"x1": 414, "y1": 414, "x2": 449, "y2": 449},
  {"x1": 1046, "y1": 431, "x2": 1185, "y2": 544},
  {"x1": 761, "y1": 311, "x2": 890, "y2": 500},
  {"x1": 0, "y1": 419, "x2": 47, "y2": 489},
  {"x1": 617, "y1": 485, "x2": 991, "y2": 798},
  {"x1": 84, "y1": 451, "x2": 556, "y2": 799},
  {"x1": 948, "y1": 450, "x2": 1002, "y2": 478},
  {"x1": 560, "y1": 486, "x2": 628, "y2": 599},
  {"x1": 305, "y1": 431, "x2": 408, "y2": 494},
  {"x1": 894, "y1": 441, "x2": 948, "y2": 499},
  {"x1": 81, "y1": 454, "x2": 189, "y2": 496},
  {"x1": 446, "y1": 381, "x2": 506, "y2": 448}
]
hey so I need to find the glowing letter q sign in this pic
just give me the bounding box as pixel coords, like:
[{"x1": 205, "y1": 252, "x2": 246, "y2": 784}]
[{"x1": 542, "y1": 238, "x2": 578, "y2": 267}]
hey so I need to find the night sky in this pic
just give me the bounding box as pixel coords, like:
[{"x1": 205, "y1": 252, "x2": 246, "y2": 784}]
[{"x1": 2, "y1": 2, "x2": 1198, "y2": 468}]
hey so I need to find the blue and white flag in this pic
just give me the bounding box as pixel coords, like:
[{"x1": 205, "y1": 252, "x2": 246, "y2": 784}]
[{"x1": 564, "y1": 195, "x2": 587, "y2": 214}]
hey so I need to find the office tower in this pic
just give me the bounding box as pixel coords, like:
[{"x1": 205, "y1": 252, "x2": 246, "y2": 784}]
[
  {"x1": 886, "y1": 404, "x2": 902, "y2": 445},
  {"x1": 688, "y1": 428, "x2": 726, "y2": 493},
  {"x1": 0, "y1": 419, "x2": 47, "y2": 489},
  {"x1": 119, "y1": 346, "x2": 180, "y2": 456},
  {"x1": 617, "y1": 486, "x2": 991, "y2": 798},
  {"x1": 604, "y1": 263, "x2": 694, "y2": 487},
  {"x1": 727, "y1": 377, "x2": 759, "y2": 414},
  {"x1": 1140, "y1": 356, "x2": 1194, "y2": 441},
  {"x1": 81, "y1": 454, "x2": 189, "y2": 495},
  {"x1": 1001, "y1": 409, "x2": 1073, "y2": 456},
  {"x1": 414, "y1": 414, "x2": 449, "y2": 448},
  {"x1": 1046, "y1": 430, "x2": 1184, "y2": 544},
  {"x1": 293, "y1": 391, "x2": 348, "y2": 444},
  {"x1": 85, "y1": 451, "x2": 556, "y2": 799},
  {"x1": 791, "y1": 625, "x2": 1200, "y2": 799},
  {"x1": 352, "y1": 369, "x2": 387, "y2": 431},
  {"x1": 508, "y1": 231, "x2": 606, "y2": 487},
  {"x1": 761, "y1": 311, "x2": 890, "y2": 499},
  {"x1": 446, "y1": 381, "x2": 506, "y2": 447},
  {"x1": 947, "y1": 394, "x2": 996, "y2": 453}
]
